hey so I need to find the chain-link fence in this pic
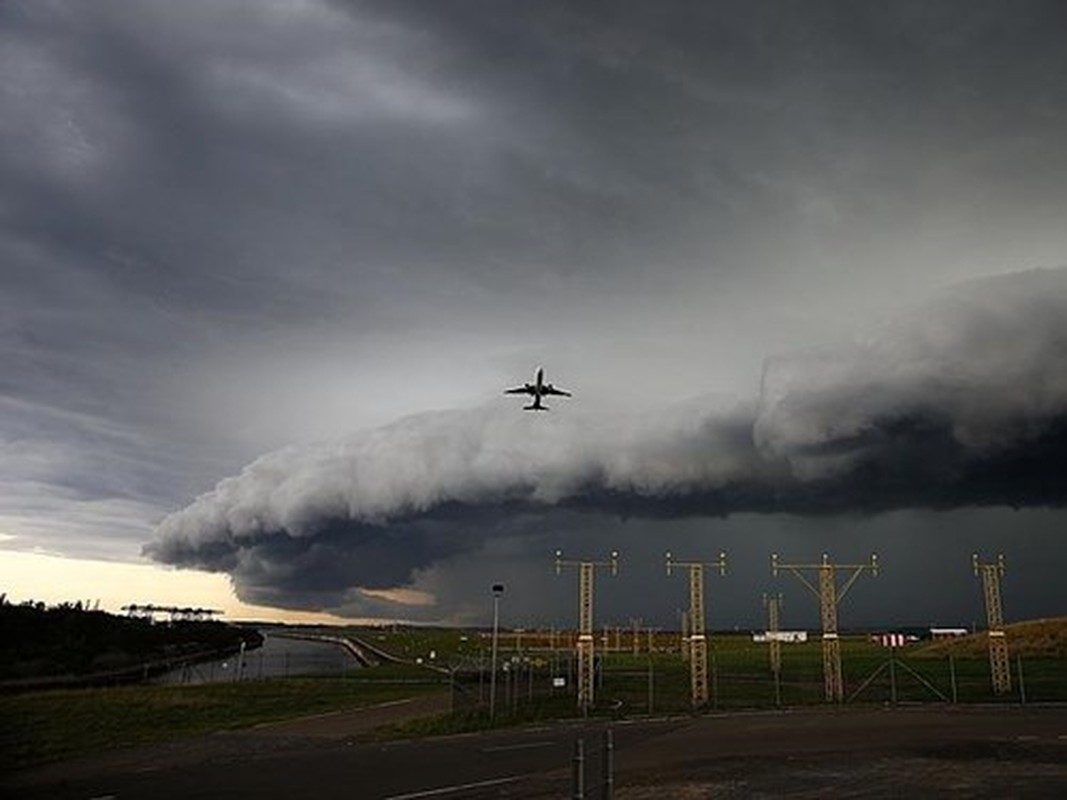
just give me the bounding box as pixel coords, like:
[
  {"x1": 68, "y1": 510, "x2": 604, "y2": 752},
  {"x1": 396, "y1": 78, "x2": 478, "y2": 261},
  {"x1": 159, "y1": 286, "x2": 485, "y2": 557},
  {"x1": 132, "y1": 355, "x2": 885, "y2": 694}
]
[{"x1": 444, "y1": 632, "x2": 1067, "y2": 722}]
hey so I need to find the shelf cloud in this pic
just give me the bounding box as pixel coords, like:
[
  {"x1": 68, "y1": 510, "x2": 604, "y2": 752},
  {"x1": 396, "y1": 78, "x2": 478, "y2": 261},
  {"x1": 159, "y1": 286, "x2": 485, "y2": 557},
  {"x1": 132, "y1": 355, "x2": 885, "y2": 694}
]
[
  {"x1": 147, "y1": 268, "x2": 1067, "y2": 612},
  {"x1": 6, "y1": 1, "x2": 1067, "y2": 621}
]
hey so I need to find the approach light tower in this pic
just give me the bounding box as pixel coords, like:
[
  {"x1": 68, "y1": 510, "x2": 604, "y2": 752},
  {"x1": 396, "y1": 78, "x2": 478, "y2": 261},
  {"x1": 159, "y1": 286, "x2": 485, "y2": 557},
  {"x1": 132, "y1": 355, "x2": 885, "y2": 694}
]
[
  {"x1": 555, "y1": 549, "x2": 619, "y2": 713},
  {"x1": 666, "y1": 550, "x2": 727, "y2": 708},
  {"x1": 763, "y1": 592, "x2": 784, "y2": 674},
  {"x1": 771, "y1": 552, "x2": 878, "y2": 703},
  {"x1": 973, "y1": 553, "x2": 1011, "y2": 695}
]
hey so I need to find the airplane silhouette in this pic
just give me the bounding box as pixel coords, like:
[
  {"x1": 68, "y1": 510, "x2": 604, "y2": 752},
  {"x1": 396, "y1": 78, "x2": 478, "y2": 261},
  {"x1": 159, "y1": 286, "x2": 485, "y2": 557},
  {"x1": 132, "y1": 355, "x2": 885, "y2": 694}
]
[{"x1": 504, "y1": 367, "x2": 572, "y2": 411}]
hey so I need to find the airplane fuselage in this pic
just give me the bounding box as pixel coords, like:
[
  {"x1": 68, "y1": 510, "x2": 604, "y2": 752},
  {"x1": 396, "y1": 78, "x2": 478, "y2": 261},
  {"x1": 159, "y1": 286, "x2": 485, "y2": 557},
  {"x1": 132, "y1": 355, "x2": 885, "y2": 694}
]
[{"x1": 504, "y1": 366, "x2": 571, "y2": 411}]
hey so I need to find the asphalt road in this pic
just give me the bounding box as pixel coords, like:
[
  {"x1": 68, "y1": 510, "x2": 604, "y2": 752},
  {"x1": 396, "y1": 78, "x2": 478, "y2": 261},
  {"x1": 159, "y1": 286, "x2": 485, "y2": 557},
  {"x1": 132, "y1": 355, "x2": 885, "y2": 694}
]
[{"x1": 6, "y1": 705, "x2": 1067, "y2": 798}]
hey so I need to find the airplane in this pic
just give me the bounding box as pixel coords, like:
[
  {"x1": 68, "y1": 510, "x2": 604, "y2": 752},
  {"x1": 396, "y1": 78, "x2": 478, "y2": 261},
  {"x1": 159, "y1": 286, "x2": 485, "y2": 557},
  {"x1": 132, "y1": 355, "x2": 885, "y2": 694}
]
[{"x1": 504, "y1": 366, "x2": 572, "y2": 411}]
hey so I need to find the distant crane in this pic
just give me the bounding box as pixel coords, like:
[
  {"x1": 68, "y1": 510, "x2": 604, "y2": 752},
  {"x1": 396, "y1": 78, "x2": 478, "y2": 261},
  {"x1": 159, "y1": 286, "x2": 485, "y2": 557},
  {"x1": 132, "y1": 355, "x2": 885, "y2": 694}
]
[{"x1": 122, "y1": 604, "x2": 222, "y2": 622}]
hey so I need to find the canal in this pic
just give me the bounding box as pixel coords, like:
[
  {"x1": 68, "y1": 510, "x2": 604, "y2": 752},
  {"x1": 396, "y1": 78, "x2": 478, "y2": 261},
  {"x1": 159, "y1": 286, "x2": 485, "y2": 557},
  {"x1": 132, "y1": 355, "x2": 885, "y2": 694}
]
[{"x1": 153, "y1": 630, "x2": 360, "y2": 685}]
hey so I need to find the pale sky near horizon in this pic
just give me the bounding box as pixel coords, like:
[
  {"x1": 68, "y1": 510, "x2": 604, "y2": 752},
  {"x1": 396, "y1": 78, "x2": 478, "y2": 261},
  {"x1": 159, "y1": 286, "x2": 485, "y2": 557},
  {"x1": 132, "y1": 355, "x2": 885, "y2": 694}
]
[
  {"x1": 3, "y1": 1, "x2": 1066, "y2": 628},
  {"x1": 0, "y1": 548, "x2": 356, "y2": 624}
]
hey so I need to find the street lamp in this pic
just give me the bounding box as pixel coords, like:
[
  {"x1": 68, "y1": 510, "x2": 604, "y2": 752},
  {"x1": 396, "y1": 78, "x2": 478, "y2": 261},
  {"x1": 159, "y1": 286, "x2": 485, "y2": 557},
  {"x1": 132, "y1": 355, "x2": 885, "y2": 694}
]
[{"x1": 489, "y1": 583, "x2": 505, "y2": 721}]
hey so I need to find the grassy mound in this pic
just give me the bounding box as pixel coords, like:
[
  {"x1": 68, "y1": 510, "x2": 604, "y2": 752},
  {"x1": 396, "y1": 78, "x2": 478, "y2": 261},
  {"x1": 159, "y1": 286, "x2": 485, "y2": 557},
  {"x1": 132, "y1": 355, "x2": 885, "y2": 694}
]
[{"x1": 913, "y1": 617, "x2": 1067, "y2": 659}]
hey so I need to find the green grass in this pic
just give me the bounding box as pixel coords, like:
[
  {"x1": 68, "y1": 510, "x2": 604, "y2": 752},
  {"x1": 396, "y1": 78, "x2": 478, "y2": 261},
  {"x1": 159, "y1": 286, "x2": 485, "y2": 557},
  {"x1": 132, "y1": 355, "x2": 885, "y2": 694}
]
[
  {"x1": 0, "y1": 672, "x2": 446, "y2": 773},
  {"x1": 333, "y1": 625, "x2": 1067, "y2": 710},
  {"x1": 339, "y1": 626, "x2": 488, "y2": 666},
  {"x1": 374, "y1": 629, "x2": 1067, "y2": 736},
  {"x1": 8, "y1": 623, "x2": 1066, "y2": 773},
  {"x1": 336, "y1": 625, "x2": 1067, "y2": 712}
]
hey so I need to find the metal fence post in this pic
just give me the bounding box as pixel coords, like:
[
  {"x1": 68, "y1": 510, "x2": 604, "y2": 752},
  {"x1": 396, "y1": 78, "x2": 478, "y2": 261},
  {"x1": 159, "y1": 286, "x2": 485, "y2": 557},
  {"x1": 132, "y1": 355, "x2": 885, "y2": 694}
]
[
  {"x1": 572, "y1": 737, "x2": 585, "y2": 799},
  {"x1": 647, "y1": 656, "x2": 654, "y2": 715},
  {"x1": 949, "y1": 654, "x2": 958, "y2": 704},
  {"x1": 602, "y1": 728, "x2": 614, "y2": 800},
  {"x1": 889, "y1": 647, "x2": 898, "y2": 706},
  {"x1": 1017, "y1": 655, "x2": 1027, "y2": 705},
  {"x1": 711, "y1": 651, "x2": 719, "y2": 709}
]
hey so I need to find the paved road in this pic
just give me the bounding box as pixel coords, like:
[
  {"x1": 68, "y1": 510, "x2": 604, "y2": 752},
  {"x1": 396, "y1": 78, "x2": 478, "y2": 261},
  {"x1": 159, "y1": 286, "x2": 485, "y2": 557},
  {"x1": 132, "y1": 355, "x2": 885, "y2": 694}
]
[{"x1": 6, "y1": 705, "x2": 1067, "y2": 798}]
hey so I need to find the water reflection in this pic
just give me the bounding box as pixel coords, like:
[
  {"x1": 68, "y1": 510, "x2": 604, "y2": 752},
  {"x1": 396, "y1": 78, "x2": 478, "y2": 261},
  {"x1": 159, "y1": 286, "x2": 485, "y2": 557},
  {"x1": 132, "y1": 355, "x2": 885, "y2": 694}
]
[{"x1": 154, "y1": 631, "x2": 360, "y2": 685}]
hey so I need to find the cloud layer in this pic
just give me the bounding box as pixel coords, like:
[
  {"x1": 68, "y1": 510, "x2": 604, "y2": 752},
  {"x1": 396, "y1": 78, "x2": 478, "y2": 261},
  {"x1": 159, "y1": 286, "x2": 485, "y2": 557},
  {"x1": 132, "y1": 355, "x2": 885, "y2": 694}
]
[
  {"x1": 4, "y1": 3, "x2": 1066, "y2": 621},
  {"x1": 147, "y1": 269, "x2": 1067, "y2": 612}
]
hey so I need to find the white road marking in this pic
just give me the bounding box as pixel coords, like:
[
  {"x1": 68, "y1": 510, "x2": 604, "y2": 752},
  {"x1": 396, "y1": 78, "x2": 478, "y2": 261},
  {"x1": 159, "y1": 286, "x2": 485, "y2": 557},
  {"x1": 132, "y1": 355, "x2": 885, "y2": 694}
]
[
  {"x1": 480, "y1": 740, "x2": 556, "y2": 753},
  {"x1": 381, "y1": 774, "x2": 526, "y2": 799}
]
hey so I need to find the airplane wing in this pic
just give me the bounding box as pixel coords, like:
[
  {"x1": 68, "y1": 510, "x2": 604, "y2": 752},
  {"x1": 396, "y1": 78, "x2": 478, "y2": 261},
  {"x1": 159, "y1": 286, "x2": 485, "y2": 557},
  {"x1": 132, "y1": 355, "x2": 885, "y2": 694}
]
[
  {"x1": 504, "y1": 384, "x2": 536, "y2": 395},
  {"x1": 543, "y1": 384, "x2": 571, "y2": 397}
]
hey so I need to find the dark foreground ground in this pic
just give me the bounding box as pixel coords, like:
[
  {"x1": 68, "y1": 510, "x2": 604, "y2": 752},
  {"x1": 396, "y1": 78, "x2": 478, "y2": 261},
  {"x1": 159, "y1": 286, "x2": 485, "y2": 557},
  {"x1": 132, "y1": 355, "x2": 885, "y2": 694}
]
[{"x1": 5, "y1": 702, "x2": 1067, "y2": 799}]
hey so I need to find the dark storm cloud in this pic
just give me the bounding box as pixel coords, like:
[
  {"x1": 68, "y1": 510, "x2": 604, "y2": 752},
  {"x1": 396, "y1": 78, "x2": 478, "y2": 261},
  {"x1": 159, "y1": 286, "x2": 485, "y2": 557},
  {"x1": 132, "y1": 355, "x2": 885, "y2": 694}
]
[
  {"x1": 5, "y1": 0, "x2": 1067, "y2": 376},
  {"x1": 0, "y1": 0, "x2": 502, "y2": 554},
  {"x1": 9, "y1": 0, "x2": 1067, "y2": 328},
  {"x1": 5, "y1": 0, "x2": 1067, "y2": 619},
  {"x1": 147, "y1": 269, "x2": 1067, "y2": 612},
  {"x1": 350, "y1": 0, "x2": 1067, "y2": 261}
]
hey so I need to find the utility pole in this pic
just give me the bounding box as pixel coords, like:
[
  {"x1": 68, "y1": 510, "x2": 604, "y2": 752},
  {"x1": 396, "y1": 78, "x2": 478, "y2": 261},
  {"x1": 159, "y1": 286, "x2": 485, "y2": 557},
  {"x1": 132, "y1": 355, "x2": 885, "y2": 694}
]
[
  {"x1": 631, "y1": 617, "x2": 642, "y2": 656},
  {"x1": 666, "y1": 550, "x2": 727, "y2": 708},
  {"x1": 771, "y1": 553, "x2": 878, "y2": 703},
  {"x1": 555, "y1": 549, "x2": 619, "y2": 713},
  {"x1": 973, "y1": 553, "x2": 1011, "y2": 695}
]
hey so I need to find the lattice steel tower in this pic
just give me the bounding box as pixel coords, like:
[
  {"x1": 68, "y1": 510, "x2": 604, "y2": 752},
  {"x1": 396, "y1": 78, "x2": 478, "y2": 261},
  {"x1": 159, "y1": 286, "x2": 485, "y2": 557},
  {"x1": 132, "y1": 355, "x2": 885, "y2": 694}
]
[
  {"x1": 666, "y1": 550, "x2": 727, "y2": 708},
  {"x1": 771, "y1": 553, "x2": 878, "y2": 703},
  {"x1": 555, "y1": 549, "x2": 619, "y2": 713},
  {"x1": 762, "y1": 592, "x2": 783, "y2": 674},
  {"x1": 973, "y1": 553, "x2": 1011, "y2": 695}
]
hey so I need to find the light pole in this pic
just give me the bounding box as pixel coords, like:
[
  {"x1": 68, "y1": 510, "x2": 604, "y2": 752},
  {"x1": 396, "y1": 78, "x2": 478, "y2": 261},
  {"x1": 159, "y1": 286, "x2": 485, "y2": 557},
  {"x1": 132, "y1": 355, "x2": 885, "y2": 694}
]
[{"x1": 489, "y1": 583, "x2": 505, "y2": 721}]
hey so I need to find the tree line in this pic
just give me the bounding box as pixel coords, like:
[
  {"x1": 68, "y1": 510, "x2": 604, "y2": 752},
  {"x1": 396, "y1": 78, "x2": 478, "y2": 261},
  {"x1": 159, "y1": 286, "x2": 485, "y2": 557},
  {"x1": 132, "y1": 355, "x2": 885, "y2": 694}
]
[{"x1": 0, "y1": 596, "x2": 262, "y2": 685}]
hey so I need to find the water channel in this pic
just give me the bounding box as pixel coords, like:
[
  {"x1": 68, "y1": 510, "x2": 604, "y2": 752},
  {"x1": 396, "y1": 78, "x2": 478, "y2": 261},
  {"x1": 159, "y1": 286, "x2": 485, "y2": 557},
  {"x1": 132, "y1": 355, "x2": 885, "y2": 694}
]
[{"x1": 153, "y1": 630, "x2": 360, "y2": 685}]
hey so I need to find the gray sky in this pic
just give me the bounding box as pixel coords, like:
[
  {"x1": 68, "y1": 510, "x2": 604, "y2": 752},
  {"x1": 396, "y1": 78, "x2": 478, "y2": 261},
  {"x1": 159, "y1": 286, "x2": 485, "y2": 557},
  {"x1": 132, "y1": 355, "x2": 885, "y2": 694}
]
[{"x1": 3, "y1": 0, "x2": 1066, "y2": 628}]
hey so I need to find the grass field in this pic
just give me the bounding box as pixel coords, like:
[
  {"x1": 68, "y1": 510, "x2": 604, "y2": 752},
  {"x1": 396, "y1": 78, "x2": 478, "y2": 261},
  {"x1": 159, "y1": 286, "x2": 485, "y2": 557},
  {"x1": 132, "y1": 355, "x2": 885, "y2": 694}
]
[
  {"x1": 0, "y1": 665, "x2": 446, "y2": 773},
  {"x1": 5, "y1": 619, "x2": 1065, "y2": 773},
  {"x1": 343, "y1": 620, "x2": 1067, "y2": 718}
]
